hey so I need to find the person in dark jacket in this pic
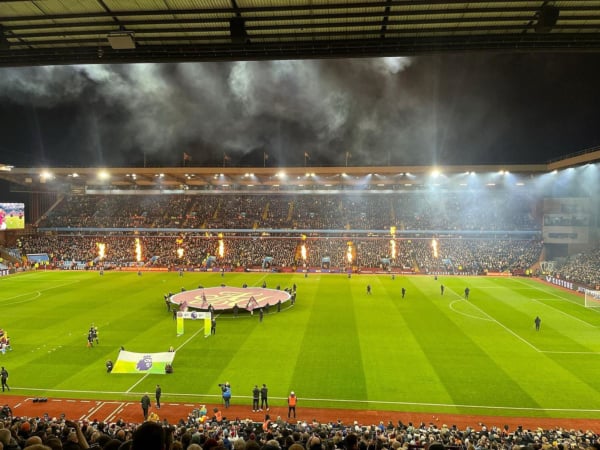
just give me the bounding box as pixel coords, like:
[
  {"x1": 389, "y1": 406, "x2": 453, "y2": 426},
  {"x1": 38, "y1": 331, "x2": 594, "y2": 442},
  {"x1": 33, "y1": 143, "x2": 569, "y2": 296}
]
[{"x1": 141, "y1": 393, "x2": 151, "y2": 420}]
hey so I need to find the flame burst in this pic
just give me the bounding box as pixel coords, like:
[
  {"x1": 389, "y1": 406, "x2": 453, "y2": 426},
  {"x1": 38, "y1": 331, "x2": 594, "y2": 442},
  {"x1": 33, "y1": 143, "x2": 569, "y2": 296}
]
[
  {"x1": 96, "y1": 242, "x2": 106, "y2": 260},
  {"x1": 218, "y1": 238, "x2": 225, "y2": 258},
  {"x1": 135, "y1": 238, "x2": 142, "y2": 262}
]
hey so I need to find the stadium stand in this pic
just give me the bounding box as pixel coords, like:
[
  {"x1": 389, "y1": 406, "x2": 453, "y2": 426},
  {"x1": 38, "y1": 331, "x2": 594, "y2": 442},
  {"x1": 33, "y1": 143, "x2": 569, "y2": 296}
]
[{"x1": 6, "y1": 190, "x2": 598, "y2": 287}]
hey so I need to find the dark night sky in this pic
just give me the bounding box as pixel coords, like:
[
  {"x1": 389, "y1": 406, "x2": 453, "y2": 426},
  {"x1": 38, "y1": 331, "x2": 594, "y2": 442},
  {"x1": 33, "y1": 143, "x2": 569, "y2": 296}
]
[{"x1": 1, "y1": 52, "x2": 600, "y2": 168}]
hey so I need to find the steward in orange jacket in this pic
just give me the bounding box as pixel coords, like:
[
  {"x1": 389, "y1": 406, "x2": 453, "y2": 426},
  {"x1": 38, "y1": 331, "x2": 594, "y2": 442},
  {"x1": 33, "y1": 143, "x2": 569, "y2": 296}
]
[{"x1": 287, "y1": 391, "x2": 297, "y2": 419}]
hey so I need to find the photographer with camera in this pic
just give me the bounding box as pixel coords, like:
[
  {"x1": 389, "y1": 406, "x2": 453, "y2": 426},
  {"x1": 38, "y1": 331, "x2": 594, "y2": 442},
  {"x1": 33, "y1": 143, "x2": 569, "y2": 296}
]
[
  {"x1": 219, "y1": 382, "x2": 231, "y2": 408},
  {"x1": 64, "y1": 419, "x2": 90, "y2": 449}
]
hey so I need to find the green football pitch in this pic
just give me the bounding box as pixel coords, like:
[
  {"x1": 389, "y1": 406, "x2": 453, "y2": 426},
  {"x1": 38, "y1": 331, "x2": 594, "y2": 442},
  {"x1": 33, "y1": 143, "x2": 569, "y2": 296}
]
[{"x1": 1, "y1": 270, "x2": 599, "y2": 420}]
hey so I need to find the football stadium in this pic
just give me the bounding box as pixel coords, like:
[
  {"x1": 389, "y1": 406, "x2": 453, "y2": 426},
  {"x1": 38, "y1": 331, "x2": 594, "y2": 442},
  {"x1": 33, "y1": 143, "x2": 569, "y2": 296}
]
[{"x1": 1, "y1": 2, "x2": 600, "y2": 450}]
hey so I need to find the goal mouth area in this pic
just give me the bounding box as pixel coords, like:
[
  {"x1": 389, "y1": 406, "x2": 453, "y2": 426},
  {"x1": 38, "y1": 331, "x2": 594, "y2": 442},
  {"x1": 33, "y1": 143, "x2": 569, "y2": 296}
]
[{"x1": 584, "y1": 289, "x2": 600, "y2": 308}]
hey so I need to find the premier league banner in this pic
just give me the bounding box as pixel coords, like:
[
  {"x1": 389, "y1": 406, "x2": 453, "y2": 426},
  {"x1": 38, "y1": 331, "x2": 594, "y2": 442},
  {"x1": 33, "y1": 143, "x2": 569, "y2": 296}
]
[{"x1": 112, "y1": 350, "x2": 175, "y2": 374}]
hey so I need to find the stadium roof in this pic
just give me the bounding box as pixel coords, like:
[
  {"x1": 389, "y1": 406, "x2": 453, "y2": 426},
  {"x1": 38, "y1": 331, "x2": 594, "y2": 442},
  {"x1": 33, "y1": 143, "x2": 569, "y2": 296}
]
[
  {"x1": 1, "y1": 1, "x2": 600, "y2": 67},
  {"x1": 1, "y1": 147, "x2": 598, "y2": 192}
]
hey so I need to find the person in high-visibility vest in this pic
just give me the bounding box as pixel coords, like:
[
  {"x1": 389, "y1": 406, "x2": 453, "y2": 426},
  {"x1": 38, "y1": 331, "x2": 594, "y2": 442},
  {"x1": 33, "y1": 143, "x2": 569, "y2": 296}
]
[
  {"x1": 287, "y1": 391, "x2": 297, "y2": 419},
  {"x1": 213, "y1": 407, "x2": 223, "y2": 423}
]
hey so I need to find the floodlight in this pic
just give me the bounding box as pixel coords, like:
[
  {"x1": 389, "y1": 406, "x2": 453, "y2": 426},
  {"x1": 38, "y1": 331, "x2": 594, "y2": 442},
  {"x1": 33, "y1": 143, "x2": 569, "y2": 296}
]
[{"x1": 40, "y1": 170, "x2": 53, "y2": 181}]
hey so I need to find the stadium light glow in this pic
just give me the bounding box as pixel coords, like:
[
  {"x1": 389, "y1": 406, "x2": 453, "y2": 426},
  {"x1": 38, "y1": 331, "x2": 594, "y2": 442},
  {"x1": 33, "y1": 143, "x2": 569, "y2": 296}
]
[
  {"x1": 40, "y1": 170, "x2": 53, "y2": 181},
  {"x1": 97, "y1": 170, "x2": 110, "y2": 180}
]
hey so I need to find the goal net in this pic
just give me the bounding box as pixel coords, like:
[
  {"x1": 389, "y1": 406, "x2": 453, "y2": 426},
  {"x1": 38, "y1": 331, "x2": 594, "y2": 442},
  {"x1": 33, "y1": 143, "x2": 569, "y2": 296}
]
[{"x1": 584, "y1": 289, "x2": 600, "y2": 308}]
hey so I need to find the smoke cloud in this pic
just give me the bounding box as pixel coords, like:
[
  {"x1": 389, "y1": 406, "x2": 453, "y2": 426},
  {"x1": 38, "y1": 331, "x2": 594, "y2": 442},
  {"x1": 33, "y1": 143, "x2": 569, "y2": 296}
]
[{"x1": 0, "y1": 53, "x2": 599, "y2": 167}]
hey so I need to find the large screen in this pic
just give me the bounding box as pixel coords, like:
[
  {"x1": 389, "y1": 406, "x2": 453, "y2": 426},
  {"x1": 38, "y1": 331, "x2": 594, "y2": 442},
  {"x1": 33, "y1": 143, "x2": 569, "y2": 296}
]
[{"x1": 0, "y1": 202, "x2": 25, "y2": 230}]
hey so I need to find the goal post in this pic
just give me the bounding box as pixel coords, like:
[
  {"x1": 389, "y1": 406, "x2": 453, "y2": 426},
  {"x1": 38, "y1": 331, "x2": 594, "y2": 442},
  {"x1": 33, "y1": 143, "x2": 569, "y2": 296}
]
[{"x1": 584, "y1": 289, "x2": 600, "y2": 308}]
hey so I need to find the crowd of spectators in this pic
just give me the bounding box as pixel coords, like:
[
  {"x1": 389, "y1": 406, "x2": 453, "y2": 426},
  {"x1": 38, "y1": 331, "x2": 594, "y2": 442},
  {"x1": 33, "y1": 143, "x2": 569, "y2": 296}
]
[
  {"x1": 37, "y1": 192, "x2": 540, "y2": 232},
  {"x1": 553, "y1": 248, "x2": 600, "y2": 288},
  {"x1": 14, "y1": 234, "x2": 543, "y2": 275},
  {"x1": 1, "y1": 410, "x2": 598, "y2": 450}
]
